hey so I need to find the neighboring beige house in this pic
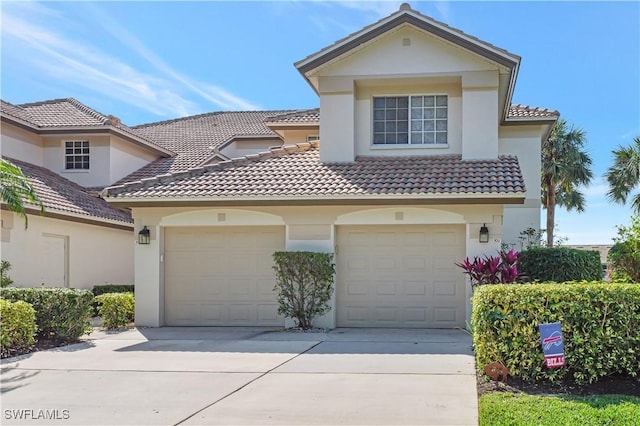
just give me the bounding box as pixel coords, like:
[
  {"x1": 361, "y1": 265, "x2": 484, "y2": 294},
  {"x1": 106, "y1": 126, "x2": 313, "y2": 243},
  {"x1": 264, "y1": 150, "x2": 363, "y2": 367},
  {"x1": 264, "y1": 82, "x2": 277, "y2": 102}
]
[
  {"x1": 0, "y1": 99, "x2": 298, "y2": 289},
  {"x1": 101, "y1": 5, "x2": 558, "y2": 329}
]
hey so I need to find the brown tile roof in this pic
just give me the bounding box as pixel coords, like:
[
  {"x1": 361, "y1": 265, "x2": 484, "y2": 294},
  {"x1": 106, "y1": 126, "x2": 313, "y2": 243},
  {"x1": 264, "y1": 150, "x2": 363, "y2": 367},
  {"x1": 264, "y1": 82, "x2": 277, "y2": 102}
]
[
  {"x1": 105, "y1": 142, "x2": 526, "y2": 201},
  {"x1": 1, "y1": 99, "x2": 172, "y2": 155},
  {"x1": 508, "y1": 104, "x2": 559, "y2": 119},
  {"x1": 17, "y1": 98, "x2": 109, "y2": 127},
  {"x1": 6, "y1": 157, "x2": 132, "y2": 224},
  {"x1": 264, "y1": 108, "x2": 320, "y2": 124},
  {"x1": 119, "y1": 110, "x2": 295, "y2": 183}
]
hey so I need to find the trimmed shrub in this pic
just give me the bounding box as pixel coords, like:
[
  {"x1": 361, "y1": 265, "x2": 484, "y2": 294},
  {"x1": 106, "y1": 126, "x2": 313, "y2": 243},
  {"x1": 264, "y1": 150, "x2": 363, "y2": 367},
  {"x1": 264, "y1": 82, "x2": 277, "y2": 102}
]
[
  {"x1": 92, "y1": 284, "x2": 135, "y2": 297},
  {"x1": 95, "y1": 292, "x2": 134, "y2": 329},
  {"x1": 0, "y1": 299, "x2": 37, "y2": 355},
  {"x1": 0, "y1": 287, "x2": 93, "y2": 342},
  {"x1": 472, "y1": 282, "x2": 640, "y2": 384},
  {"x1": 92, "y1": 284, "x2": 134, "y2": 315},
  {"x1": 273, "y1": 251, "x2": 335, "y2": 330},
  {"x1": 518, "y1": 247, "x2": 603, "y2": 282}
]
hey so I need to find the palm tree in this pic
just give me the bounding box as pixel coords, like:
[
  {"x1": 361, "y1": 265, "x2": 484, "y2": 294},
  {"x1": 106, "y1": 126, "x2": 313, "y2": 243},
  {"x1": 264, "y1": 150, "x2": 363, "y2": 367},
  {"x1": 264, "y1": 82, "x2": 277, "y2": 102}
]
[
  {"x1": 605, "y1": 136, "x2": 640, "y2": 213},
  {"x1": 0, "y1": 158, "x2": 44, "y2": 228},
  {"x1": 541, "y1": 119, "x2": 594, "y2": 246}
]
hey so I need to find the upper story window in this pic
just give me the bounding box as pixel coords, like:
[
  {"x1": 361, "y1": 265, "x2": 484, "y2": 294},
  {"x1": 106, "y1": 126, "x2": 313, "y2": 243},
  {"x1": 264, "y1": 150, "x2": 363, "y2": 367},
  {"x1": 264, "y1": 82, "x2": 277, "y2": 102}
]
[
  {"x1": 307, "y1": 135, "x2": 320, "y2": 142},
  {"x1": 65, "y1": 140, "x2": 90, "y2": 170},
  {"x1": 373, "y1": 95, "x2": 447, "y2": 145}
]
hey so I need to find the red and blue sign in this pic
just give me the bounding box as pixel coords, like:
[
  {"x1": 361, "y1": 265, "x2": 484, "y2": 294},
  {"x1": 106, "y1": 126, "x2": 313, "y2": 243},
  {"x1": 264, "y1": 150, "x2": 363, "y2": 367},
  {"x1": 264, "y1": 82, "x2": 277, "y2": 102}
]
[{"x1": 538, "y1": 322, "x2": 565, "y2": 368}]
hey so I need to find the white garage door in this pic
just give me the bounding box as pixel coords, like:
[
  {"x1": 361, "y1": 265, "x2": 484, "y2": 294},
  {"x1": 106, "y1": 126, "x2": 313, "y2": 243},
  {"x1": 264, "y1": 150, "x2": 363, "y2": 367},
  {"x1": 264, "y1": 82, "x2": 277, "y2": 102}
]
[
  {"x1": 337, "y1": 225, "x2": 465, "y2": 328},
  {"x1": 164, "y1": 226, "x2": 285, "y2": 326}
]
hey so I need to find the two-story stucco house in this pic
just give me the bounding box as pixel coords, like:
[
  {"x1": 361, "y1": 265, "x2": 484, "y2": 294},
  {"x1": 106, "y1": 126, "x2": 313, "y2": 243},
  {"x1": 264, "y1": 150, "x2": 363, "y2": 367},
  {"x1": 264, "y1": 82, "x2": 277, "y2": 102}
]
[
  {"x1": 99, "y1": 5, "x2": 558, "y2": 329},
  {"x1": 0, "y1": 99, "x2": 300, "y2": 288}
]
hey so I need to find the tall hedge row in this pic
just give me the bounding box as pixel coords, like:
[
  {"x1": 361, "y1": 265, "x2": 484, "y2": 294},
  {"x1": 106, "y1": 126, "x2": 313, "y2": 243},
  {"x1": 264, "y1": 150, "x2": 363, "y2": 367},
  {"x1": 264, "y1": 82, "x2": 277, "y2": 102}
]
[
  {"x1": 0, "y1": 288, "x2": 93, "y2": 342},
  {"x1": 472, "y1": 282, "x2": 640, "y2": 384},
  {"x1": 518, "y1": 247, "x2": 603, "y2": 282}
]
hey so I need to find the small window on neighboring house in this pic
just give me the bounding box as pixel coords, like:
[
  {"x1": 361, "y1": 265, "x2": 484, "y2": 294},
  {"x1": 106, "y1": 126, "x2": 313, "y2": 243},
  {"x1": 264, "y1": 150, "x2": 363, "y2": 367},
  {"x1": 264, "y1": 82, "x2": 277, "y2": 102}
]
[
  {"x1": 307, "y1": 135, "x2": 320, "y2": 142},
  {"x1": 373, "y1": 95, "x2": 447, "y2": 145},
  {"x1": 65, "y1": 141, "x2": 90, "y2": 170}
]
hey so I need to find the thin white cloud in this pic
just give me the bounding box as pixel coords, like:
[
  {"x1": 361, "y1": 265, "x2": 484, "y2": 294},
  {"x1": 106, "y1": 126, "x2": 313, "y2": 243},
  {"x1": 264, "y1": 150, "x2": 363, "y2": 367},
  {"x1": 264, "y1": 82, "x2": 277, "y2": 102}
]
[
  {"x1": 82, "y1": 3, "x2": 261, "y2": 111},
  {"x1": 1, "y1": 1, "x2": 260, "y2": 120},
  {"x1": 580, "y1": 178, "x2": 610, "y2": 198}
]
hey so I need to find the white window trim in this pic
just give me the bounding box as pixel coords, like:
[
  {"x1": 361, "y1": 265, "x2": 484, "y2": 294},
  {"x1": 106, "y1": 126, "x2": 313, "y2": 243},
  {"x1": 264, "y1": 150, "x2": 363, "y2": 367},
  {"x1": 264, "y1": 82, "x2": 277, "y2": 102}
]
[
  {"x1": 64, "y1": 140, "x2": 90, "y2": 171},
  {"x1": 371, "y1": 93, "x2": 449, "y2": 148},
  {"x1": 307, "y1": 135, "x2": 320, "y2": 142}
]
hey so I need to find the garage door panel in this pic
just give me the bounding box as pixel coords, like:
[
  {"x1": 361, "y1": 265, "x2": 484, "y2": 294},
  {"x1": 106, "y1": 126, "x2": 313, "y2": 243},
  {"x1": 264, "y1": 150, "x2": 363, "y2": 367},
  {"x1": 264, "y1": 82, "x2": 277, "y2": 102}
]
[
  {"x1": 200, "y1": 304, "x2": 224, "y2": 322},
  {"x1": 434, "y1": 307, "x2": 458, "y2": 323},
  {"x1": 404, "y1": 232, "x2": 428, "y2": 246},
  {"x1": 404, "y1": 281, "x2": 427, "y2": 296},
  {"x1": 257, "y1": 304, "x2": 280, "y2": 322},
  {"x1": 374, "y1": 256, "x2": 397, "y2": 271},
  {"x1": 164, "y1": 226, "x2": 285, "y2": 326},
  {"x1": 433, "y1": 281, "x2": 457, "y2": 296},
  {"x1": 337, "y1": 225, "x2": 465, "y2": 328}
]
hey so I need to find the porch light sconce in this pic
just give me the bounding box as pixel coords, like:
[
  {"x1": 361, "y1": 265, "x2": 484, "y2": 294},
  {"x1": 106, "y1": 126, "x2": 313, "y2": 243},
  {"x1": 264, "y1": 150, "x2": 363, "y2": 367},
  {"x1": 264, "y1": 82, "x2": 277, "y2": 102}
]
[
  {"x1": 138, "y1": 226, "x2": 151, "y2": 245},
  {"x1": 479, "y1": 224, "x2": 489, "y2": 243}
]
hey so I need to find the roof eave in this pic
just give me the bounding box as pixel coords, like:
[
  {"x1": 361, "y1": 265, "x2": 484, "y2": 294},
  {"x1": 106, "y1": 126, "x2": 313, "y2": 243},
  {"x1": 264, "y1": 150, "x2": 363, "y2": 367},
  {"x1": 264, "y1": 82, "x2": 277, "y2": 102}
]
[
  {"x1": 295, "y1": 9, "x2": 520, "y2": 122},
  {"x1": 0, "y1": 115, "x2": 175, "y2": 158},
  {"x1": 104, "y1": 193, "x2": 526, "y2": 208}
]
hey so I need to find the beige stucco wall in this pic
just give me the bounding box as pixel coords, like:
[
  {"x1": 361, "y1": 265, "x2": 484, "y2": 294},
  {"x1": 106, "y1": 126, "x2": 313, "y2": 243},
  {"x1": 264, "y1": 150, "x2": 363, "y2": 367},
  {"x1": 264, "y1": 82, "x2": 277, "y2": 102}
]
[
  {"x1": 1, "y1": 123, "x2": 44, "y2": 165},
  {"x1": 499, "y1": 125, "x2": 544, "y2": 247},
  {"x1": 354, "y1": 80, "x2": 463, "y2": 157},
  {"x1": 221, "y1": 139, "x2": 284, "y2": 159},
  {"x1": 0, "y1": 210, "x2": 134, "y2": 289},
  {"x1": 319, "y1": 25, "x2": 498, "y2": 77},
  {"x1": 279, "y1": 129, "x2": 319, "y2": 145},
  {"x1": 312, "y1": 25, "x2": 504, "y2": 162},
  {"x1": 131, "y1": 204, "x2": 504, "y2": 328},
  {"x1": 110, "y1": 136, "x2": 159, "y2": 184},
  {"x1": 42, "y1": 135, "x2": 111, "y2": 188}
]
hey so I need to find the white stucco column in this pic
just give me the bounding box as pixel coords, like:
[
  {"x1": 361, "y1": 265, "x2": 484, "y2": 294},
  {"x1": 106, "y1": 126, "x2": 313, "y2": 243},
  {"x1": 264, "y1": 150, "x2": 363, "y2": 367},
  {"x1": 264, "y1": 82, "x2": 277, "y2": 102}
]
[
  {"x1": 133, "y1": 213, "x2": 164, "y2": 327},
  {"x1": 461, "y1": 71, "x2": 499, "y2": 160},
  {"x1": 318, "y1": 76, "x2": 355, "y2": 163}
]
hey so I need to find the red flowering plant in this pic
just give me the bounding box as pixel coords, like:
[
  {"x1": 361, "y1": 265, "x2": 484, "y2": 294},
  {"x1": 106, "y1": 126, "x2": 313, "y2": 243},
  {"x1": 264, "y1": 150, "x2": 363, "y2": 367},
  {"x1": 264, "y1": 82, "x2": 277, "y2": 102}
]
[{"x1": 456, "y1": 249, "x2": 519, "y2": 290}]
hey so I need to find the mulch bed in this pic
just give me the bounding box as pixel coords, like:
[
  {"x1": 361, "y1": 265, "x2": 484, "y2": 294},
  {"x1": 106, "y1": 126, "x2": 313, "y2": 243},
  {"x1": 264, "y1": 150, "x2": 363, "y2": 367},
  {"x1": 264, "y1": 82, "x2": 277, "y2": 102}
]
[
  {"x1": 1, "y1": 338, "x2": 71, "y2": 359},
  {"x1": 477, "y1": 370, "x2": 640, "y2": 397}
]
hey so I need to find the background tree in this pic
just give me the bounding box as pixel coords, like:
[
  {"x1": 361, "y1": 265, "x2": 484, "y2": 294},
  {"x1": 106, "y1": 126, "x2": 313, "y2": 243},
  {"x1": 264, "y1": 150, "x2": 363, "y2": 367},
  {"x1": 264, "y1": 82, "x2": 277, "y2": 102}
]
[
  {"x1": 0, "y1": 158, "x2": 44, "y2": 228},
  {"x1": 607, "y1": 214, "x2": 640, "y2": 283},
  {"x1": 606, "y1": 136, "x2": 640, "y2": 213},
  {"x1": 541, "y1": 119, "x2": 593, "y2": 246}
]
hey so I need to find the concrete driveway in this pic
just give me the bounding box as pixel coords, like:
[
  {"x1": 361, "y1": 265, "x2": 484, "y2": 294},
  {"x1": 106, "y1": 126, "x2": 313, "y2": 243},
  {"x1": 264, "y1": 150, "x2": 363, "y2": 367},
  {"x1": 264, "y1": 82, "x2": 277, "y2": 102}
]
[{"x1": 1, "y1": 327, "x2": 477, "y2": 425}]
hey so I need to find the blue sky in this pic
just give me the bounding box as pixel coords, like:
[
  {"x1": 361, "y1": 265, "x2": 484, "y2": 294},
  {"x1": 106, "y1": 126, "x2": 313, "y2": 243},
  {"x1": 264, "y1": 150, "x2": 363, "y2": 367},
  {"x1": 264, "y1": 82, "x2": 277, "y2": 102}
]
[{"x1": 2, "y1": 1, "x2": 639, "y2": 245}]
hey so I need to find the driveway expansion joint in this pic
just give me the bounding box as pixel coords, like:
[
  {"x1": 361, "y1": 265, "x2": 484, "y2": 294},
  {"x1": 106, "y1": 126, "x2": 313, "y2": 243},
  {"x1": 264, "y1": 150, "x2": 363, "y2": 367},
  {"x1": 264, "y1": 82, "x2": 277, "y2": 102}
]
[{"x1": 173, "y1": 340, "x2": 323, "y2": 426}]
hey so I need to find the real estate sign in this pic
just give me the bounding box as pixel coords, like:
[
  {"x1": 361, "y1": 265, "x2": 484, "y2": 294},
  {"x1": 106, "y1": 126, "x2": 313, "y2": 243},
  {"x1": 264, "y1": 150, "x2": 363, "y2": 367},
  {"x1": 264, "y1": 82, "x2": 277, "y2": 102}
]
[{"x1": 538, "y1": 322, "x2": 565, "y2": 368}]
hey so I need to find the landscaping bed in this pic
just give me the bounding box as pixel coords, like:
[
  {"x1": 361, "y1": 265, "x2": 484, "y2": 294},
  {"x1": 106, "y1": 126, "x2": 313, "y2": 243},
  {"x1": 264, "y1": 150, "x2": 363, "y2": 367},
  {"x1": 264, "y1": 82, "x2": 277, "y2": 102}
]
[{"x1": 477, "y1": 370, "x2": 640, "y2": 397}]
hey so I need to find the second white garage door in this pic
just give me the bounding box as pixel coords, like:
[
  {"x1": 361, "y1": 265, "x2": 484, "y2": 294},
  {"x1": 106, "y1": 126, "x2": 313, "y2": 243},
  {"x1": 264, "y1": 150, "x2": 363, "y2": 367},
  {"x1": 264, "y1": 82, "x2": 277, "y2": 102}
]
[
  {"x1": 164, "y1": 226, "x2": 285, "y2": 326},
  {"x1": 337, "y1": 225, "x2": 466, "y2": 328}
]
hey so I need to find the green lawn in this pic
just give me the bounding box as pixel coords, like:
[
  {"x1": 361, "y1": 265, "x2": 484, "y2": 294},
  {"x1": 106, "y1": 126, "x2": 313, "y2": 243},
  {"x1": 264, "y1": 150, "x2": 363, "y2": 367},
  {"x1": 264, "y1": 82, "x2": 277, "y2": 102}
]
[{"x1": 479, "y1": 393, "x2": 640, "y2": 426}]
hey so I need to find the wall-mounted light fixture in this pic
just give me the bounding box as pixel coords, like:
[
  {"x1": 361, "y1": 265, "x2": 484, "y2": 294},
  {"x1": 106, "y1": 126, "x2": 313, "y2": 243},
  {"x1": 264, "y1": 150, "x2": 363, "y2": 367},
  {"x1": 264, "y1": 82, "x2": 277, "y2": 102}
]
[
  {"x1": 479, "y1": 224, "x2": 489, "y2": 243},
  {"x1": 138, "y1": 226, "x2": 151, "y2": 245}
]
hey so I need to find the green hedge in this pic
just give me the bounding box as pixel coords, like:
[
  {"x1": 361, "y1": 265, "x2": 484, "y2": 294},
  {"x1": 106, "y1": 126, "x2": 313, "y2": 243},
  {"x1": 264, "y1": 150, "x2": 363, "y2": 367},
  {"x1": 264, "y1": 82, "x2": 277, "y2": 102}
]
[
  {"x1": 518, "y1": 247, "x2": 603, "y2": 282},
  {"x1": 95, "y1": 292, "x2": 134, "y2": 329},
  {"x1": 0, "y1": 288, "x2": 93, "y2": 342},
  {"x1": 0, "y1": 299, "x2": 37, "y2": 355},
  {"x1": 92, "y1": 284, "x2": 135, "y2": 296},
  {"x1": 472, "y1": 282, "x2": 640, "y2": 384},
  {"x1": 92, "y1": 285, "x2": 134, "y2": 315}
]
